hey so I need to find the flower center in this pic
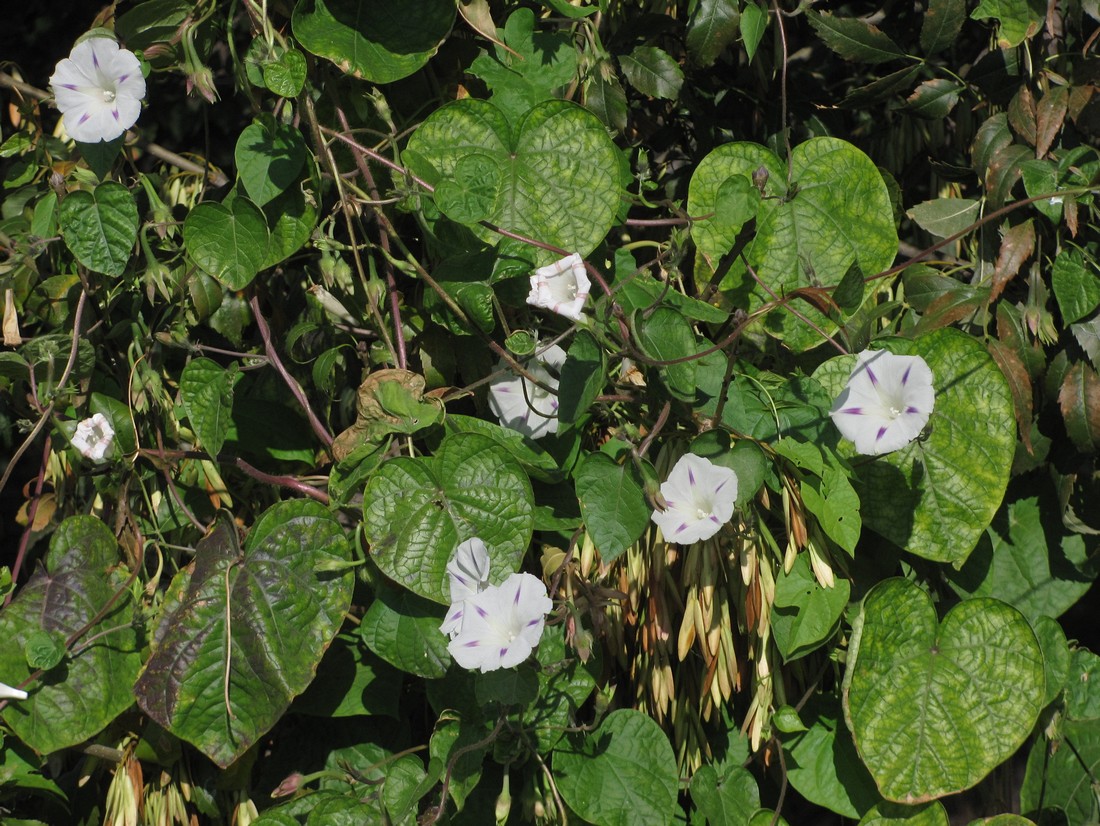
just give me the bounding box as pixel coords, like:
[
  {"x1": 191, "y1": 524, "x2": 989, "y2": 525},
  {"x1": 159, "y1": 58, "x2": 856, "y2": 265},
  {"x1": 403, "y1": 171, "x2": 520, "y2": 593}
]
[
  {"x1": 102, "y1": 88, "x2": 116, "y2": 103},
  {"x1": 695, "y1": 506, "x2": 710, "y2": 520}
]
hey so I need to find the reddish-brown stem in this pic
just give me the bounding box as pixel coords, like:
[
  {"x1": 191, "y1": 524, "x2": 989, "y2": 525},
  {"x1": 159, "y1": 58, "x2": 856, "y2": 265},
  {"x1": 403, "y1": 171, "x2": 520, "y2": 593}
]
[
  {"x1": 137, "y1": 447, "x2": 330, "y2": 504},
  {"x1": 250, "y1": 296, "x2": 335, "y2": 452},
  {"x1": 335, "y1": 108, "x2": 407, "y2": 369},
  {"x1": 234, "y1": 458, "x2": 330, "y2": 505}
]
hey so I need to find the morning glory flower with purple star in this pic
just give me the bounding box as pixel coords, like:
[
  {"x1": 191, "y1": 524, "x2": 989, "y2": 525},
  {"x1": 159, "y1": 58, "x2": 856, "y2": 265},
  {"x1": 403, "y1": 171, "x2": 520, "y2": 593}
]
[
  {"x1": 446, "y1": 572, "x2": 553, "y2": 673},
  {"x1": 829, "y1": 349, "x2": 935, "y2": 456},
  {"x1": 440, "y1": 538, "x2": 492, "y2": 639},
  {"x1": 49, "y1": 37, "x2": 146, "y2": 143},
  {"x1": 651, "y1": 453, "x2": 739, "y2": 545}
]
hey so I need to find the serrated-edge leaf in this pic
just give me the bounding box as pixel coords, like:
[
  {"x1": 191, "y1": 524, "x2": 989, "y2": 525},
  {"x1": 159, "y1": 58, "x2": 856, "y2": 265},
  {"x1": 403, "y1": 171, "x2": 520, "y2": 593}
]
[{"x1": 807, "y1": 11, "x2": 906, "y2": 64}]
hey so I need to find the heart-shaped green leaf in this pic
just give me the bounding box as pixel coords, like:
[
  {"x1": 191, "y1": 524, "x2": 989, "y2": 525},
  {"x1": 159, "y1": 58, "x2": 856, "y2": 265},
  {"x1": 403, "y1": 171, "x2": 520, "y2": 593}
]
[
  {"x1": 180, "y1": 357, "x2": 241, "y2": 459},
  {"x1": 784, "y1": 697, "x2": 880, "y2": 819},
  {"x1": 58, "y1": 181, "x2": 139, "y2": 277},
  {"x1": 772, "y1": 554, "x2": 851, "y2": 662},
  {"x1": 362, "y1": 433, "x2": 534, "y2": 604},
  {"x1": 575, "y1": 452, "x2": 649, "y2": 563},
  {"x1": 813, "y1": 329, "x2": 1015, "y2": 566},
  {"x1": 406, "y1": 99, "x2": 623, "y2": 262},
  {"x1": 360, "y1": 585, "x2": 451, "y2": 678},
  {"x1": 133, "y1": 502, "x2": 352, "y2": 767},
  {"x1": 0, "y1": 516, "x2": 141, "y2": 754},
  {"x1": 688, "y1": 138, "x2": 897, "y2": 351},
  {"x1": 293, "y1": 0, "x2": 455, "y2": 84},
  {"x1": 843, "y1": 579, "x2": 1044, "y2": 803},
  {"x1": 234, "y1": 118, "x2": 307, "y2": 207},
  {"x1": 555, "y1": 709, "x2": 679, "y2": 826},
  {"x1": 262, "y1": 48, "x2": 307, "y2": 97},
  {"x1": 183, "y1": 197, "x2": 270, "y2": 289}
]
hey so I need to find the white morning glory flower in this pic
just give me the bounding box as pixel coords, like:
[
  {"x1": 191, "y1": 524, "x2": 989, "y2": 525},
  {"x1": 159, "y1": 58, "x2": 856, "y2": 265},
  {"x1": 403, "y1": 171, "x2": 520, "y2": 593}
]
[
  {"x1": 447, "y1": 572, "x2": 553, "y2": 673},
  {"x1": 651, "y1": 453, "x2": 739, "y2": 545},
  {"x1": 487, "y1": 344, "x2": 566, "y2": 439},
  {"x1": 829, "y1": 349, "x2": 935, "y2": 456},
  {"x1": 526, "y1": 253, "x2": 591, "y2": 321},
  {"x1": 440, "y1": 538, "x2": 492, "y2": 639},
  {"x1": 72, "y1": 413, "x2": 115, "y2": 461},
  {"x1": 49, "y1": 37, "x2": 146, "y2": 143},
  {"x1": 0, "y1": 681, "x2": 28, "y2": 701}
]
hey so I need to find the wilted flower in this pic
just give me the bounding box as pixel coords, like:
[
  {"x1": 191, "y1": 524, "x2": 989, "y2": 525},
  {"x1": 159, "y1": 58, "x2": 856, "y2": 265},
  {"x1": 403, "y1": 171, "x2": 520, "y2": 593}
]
[
  {"x1": 651, "y1": 453, "x2": 738, "y2": 544},
  {"x1": 829, "y1": 349, "x2": 935, "y2": 456},
  {"x1": 487, "y1": 344, "x2": 566, "y2": 439},
  {"x1": 447, "y1": 572, "x2": 553, "y2": 673},
  {"x1": 72, "y1": 413, "x2": 115, "y2": 461},
  {"x1": 526, "y1": 253, "x2": 591, "y2": 321},
  {"x1": 49, "y1": 37, "x2": 146, "y2": 143},
  {"x1": 0, "y1": 681, "x2": 28, "y2": 701},
  {"x1": 440, "y1": 538, "x2": 492, "y2": 638}
]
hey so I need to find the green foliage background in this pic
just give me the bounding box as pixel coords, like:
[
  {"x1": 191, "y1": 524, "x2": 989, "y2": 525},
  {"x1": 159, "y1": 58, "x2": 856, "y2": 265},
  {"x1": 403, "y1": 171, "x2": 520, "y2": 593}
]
[{"x1": 0, "y1": 0, "x2": 1099, "y2": 823}]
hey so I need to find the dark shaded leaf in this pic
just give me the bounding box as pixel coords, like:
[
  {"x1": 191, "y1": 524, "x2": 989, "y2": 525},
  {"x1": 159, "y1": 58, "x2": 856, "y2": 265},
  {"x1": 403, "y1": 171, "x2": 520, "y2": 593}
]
[{"x1": 807, "y1": 11, "x2": 905, "y2": 64}]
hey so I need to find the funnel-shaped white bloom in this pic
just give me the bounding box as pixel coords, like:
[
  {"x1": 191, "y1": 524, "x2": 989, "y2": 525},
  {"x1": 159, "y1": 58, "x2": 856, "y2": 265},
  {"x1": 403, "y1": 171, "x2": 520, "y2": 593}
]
[
  {"x1": 440, "y1": 538, "x2": 492, "y2": 638},
  {"x1": 72, "y1": 413, "x2": 115, "y2": 461},
  {"x1": 527, "y1": 254, "x2": 591, "y2": 321},
  {"x1": 0, "y1": 681, "x2": 28, "y2": 701},
  {"x1": 448, "y1": 572, "x2": 553, "y2": 673},
  {"x1": 830, "y1": 349, "x2": 935, "y2": 455},
  {"x1": 50, "y1": 37, "x2": 146, "y2": 143},
  {"x1": 487, "y1": 344, "x2": 566, "y2": 439},
  {"x1": 651, "y1": 453, "x2": 738, "y2": 545}
]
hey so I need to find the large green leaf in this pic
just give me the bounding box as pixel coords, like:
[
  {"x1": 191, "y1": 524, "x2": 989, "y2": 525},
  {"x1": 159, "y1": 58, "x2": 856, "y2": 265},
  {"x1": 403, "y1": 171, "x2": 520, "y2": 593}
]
[
  {"x1": 183, "y1": 197, "x2": 270, "y2": 289},
  {"x1": 690, "y1": 764, "x2": 759, "y2": 824},
  {"x1": 619, "y1": 46, "x2": 684, "y2": 100},
  {"x1": 971, "y1": 0, "x2": 1044, "y2": 48},
  {"x1": 360, "y1": 585, "x2": 451, "y2": 679},
  {"x1": 1021, "y1": 718, "x2": 1100, "y2": 823},
  {"x1": 406, "y1": 99, "x2": 622, "y2": 262},
  {"x1": 558, "y1": 330, "x2": 606, "y2": 427},
  {"x1": 843, "y1": 579, "x2": 1044, "y2": 802},
  {"x1": 944, "y1": 496, "x2": 1097, "y2": 622},
  {"x1": 234, "y1": 118, "x2": 307, "y2": 207},
  {"x1": 806, "y1": 11, "x2": 906, "y2": 63},
  {"x1": 813, "y1": 329, "x2": 1015, "y2": 566},
  {"x1": 133, "y1": 502, "x2": 352, "y2": 767},
  {"x1": 574, "y1": 452, "x2": 650, "y2": 563},
  {"x1": 361, "y1": 433, "x2": 534, "y2": 604},
  {"x1": 555, "y1": 709, "x2": 679, "y2": 826},
  {"x1": 686, "y1": 0, "x2": 741, "y2": 67},
  {"x1": 784, "y1": 697, "x2": 880, "y2": 819},
  {"x1": 467, "y1": 8, "x2": 578, "y2": 124},
  {"x1": 634, "y1": 306, "x2": 698, "y2": 402},
  {"x1": 772, "y1": 555, "x2": 851, "y2": 662},
  {"x1": 58, "y1": 181, "x2": 138, "y2": 277},
  {"x1": 920, "y1": 0, "x2": 967, "y2": 54},
  {"x1": 180, "y1": 357, "x2": 241, "y2": 459},
  {"x1": 292, "y1": 0, "x2": 455, "y2": 84},
  {"x1": 0, "y1": 517, "x2": 141, "y2": 754},
  {"x1": 688, "y1": 138, "x2": 897, "y2": 351}
]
